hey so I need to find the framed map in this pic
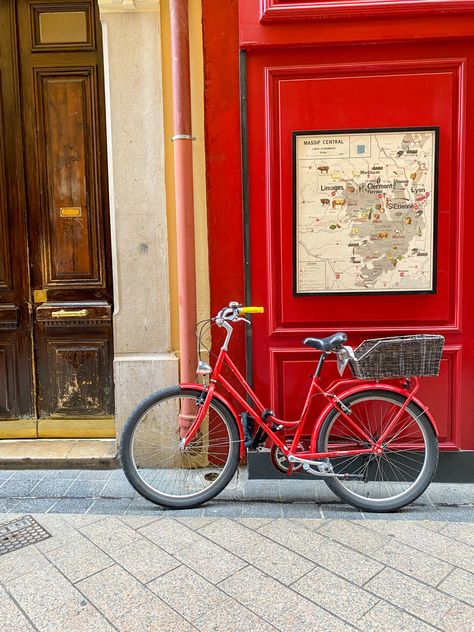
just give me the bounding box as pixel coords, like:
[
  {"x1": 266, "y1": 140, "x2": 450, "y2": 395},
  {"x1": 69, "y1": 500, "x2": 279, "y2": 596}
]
[{"x1": 293, "y1": 127, "x2": 439, "y2": 295}]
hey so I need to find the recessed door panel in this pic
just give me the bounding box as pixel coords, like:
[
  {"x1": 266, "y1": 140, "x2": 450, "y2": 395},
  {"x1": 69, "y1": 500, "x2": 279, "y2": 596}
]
[
  {"x1": 0, "y1": 342, "x2": 19, "y2": 418},
  {"x1": 35, "y1": 301, "x2": 113, "y2": 418},
  {"x1": 0, "y1": 104, "x2": 12, "y2": 292},
  {"x1": 274, "y1": 66, "x2": 458, "y2": 332},
  {"x1": 42, "y1": 336, "x2": 111, "y2": 416},
  {"x1": 36, "y1": 70, "x2": 105, "y2": 286}
]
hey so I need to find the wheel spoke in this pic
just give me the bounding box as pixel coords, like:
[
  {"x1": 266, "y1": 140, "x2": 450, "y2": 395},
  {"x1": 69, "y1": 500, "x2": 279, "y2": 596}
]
[
  {"x1": 319, "y1": 392, "x2": 434, "y2": 506},
  {"x1": 123, "y1": 392, "x2": 238, "y2": 504}
]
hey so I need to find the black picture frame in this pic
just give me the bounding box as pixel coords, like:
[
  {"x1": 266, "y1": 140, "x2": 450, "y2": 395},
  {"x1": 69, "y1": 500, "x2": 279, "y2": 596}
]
[{"x1": 292, "y1": 126, "x2": 439, "y2": 297}]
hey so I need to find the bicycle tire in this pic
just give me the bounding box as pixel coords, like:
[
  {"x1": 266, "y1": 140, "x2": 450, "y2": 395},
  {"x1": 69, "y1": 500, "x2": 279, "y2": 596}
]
[
  {"x1": 120, "y1": 386, "x2": 241, "y2": 509},
  {"x1": 316, "y1": 389, "x2": 438, "y2": 512}
]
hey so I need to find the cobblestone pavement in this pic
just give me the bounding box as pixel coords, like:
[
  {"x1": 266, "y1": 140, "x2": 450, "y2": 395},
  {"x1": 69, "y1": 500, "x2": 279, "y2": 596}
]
[
  {"x1": 0, "y1": 468, "x2": 473, "y2": 521},
  {"x1": 0, "y1": 470, "x2": 473, "y2": 630}
]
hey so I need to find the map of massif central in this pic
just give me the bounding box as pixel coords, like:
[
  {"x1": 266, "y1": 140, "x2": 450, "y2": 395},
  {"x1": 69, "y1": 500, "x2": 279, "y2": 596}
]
[{"x1": 294, "y1": 129, "x2": 437, "y2": 294}]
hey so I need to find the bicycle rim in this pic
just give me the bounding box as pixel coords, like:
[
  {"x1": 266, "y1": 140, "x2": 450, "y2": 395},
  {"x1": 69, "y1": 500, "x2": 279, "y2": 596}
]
[
  {"x1": 127, "y1": 392, "x2": 239, "y2": 502},
  {"x1": 319, "y1": 392, "x2": 434, "y2": 505}
]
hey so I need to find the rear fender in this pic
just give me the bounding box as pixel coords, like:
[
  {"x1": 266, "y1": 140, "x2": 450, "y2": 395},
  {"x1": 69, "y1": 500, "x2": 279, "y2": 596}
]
[
  {"x1": 179, "y1": 383, "x2": 245, "y2": 458},
  {"x1": 310, "y1": 382, "x2": 440, "y2": 451}
]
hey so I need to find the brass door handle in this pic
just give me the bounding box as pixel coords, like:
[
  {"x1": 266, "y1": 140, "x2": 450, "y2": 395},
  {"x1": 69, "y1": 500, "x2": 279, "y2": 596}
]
[{"x1": 51, "y1": 309, "x2": 89, "y2": 318}]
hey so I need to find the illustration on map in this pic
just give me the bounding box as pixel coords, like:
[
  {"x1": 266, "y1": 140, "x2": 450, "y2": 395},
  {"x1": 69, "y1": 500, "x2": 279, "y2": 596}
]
[{"x1": 293, "y1": 128, "x2": 438, "y2": 295}]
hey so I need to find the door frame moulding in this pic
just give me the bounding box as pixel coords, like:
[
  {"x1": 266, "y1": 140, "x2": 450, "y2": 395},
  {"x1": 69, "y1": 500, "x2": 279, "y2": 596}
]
[{"x1": 260, "y1": 0, "x2": 474, "y2": 22}]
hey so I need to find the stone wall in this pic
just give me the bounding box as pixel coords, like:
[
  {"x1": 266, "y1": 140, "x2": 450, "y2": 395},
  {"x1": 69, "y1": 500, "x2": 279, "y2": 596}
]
[{"x1": 99, "y1": 0, "x2": 178, "y2": 437}]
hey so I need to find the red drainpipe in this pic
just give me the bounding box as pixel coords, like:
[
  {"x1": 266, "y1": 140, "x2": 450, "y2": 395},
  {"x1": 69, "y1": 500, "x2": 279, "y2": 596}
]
[{"x1": 169, "y1": 0, "x2": 198, "y2": 433}]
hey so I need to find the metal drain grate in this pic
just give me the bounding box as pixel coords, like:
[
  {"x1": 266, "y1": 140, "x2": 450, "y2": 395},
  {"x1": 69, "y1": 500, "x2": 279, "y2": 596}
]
[{"x1": 0, "y1": 515, "x2": 51, "y2": 556}]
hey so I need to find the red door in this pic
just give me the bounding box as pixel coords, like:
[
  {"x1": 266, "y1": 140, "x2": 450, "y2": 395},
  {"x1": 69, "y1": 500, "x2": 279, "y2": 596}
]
[
  {"x1": 240, "y1": 3, "x2": 474, "y2": 459},
  {"x1": 203, "y1": 1, "x2": 474, "y2": 474}
]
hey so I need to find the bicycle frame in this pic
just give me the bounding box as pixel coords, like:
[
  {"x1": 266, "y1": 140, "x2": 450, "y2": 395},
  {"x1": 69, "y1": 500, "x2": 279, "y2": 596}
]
[{"x1": 181, "y1": 344, "x2": 427, "y2": 465}]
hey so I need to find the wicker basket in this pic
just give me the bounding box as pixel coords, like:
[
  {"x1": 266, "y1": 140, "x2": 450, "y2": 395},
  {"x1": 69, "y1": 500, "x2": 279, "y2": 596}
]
[{"x1": 348, "y1": 334, "x2": 444, "y2": 379}]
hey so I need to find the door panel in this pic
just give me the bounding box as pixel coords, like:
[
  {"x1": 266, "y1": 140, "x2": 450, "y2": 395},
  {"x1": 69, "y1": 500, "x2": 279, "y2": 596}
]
[
  {"x1": 40, "y1": 335, "x2": 111, "y2": 416},
  {"x1": 0, "y1": 0, "x2": 35, "y2": 424},
  {"x1": 0, "y1": 341, "x2": 18, "y2": 417},
  {"x1": 16, "y1": 0, "x2": 114, "y2": 430},
  {"x1": 275, "y1": 66, "x2": 457, "y2": 333},
  {"x1": 0, "y1": 153, "x2": 12, "y2": 292},
  {"x1": 35, "y1": 301, "x2": 113, "y2": 418},
  {"x1": 34, "y1": 68, "x2": 105, "y2": 286}
]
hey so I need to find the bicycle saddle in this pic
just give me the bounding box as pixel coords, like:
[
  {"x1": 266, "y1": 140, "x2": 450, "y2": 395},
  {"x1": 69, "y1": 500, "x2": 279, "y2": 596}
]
[{"x1": 303, "y1": 332, "x2": 348, "y2": 352}]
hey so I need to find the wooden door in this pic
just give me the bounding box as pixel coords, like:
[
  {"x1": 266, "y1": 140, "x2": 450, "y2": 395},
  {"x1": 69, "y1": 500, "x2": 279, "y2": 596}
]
[
  {"x1": 0, "y1": 0, "x2": 114, "y2": 438},
  {"x1": 0, "y1": 1, "x2": 35, "y2": 435},
  {"x1": 238, "y1": 2, "x2": 474, "y2": 458}
]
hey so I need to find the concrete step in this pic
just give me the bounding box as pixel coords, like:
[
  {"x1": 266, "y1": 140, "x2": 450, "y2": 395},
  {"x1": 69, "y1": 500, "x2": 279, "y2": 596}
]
[{"x1": 0, "y1": 439, "x2": 118, "y2": 469}]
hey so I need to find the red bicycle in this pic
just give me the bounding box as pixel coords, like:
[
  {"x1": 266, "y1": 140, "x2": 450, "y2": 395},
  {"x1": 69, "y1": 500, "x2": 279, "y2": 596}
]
[{"x1": 121, "y1": 302, "x2": 443, "y2": 512}]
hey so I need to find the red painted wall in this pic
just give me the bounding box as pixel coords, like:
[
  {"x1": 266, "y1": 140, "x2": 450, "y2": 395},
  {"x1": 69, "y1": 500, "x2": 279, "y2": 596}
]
[{"x1": 202, "y1": 0, "x2": 245, "y2": 372}]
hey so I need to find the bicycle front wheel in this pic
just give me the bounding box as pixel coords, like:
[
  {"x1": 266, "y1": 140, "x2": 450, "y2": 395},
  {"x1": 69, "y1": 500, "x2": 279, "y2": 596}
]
[
  {"x1": 120, "y1": 386, "x2": 241, "y2": 508},
  {"x1": 317, "y1": 390, "x2": 438, "y2": 512}
]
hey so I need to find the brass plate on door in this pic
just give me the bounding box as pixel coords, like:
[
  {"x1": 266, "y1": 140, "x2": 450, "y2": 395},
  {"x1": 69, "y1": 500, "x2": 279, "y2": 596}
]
[
  {"x1": 33, "y1": 289, "x2": 47, "y2": 303},
  {"x1": 38, "y1": 11, "x2": 88, "y2": 44},
  {"x1": 60, "y1": 206, "x2": 82, "y2": 217}
]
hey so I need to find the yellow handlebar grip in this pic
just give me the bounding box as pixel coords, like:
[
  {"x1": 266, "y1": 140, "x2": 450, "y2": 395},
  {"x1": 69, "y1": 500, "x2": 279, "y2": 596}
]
[{"x1": 239, "y1": 306, "x2": 264, "y2": 314}]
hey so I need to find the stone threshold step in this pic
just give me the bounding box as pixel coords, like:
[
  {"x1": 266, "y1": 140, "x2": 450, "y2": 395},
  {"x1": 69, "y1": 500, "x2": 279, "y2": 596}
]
[{"x1": 0, "y1": 439, "x2": 118, "y2": 470}]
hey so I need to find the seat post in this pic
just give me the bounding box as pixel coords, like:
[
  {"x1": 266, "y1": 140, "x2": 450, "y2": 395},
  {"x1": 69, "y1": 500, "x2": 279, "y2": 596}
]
[{"x1": 315, "y1": 353, "x2": 327, "y2": 378}]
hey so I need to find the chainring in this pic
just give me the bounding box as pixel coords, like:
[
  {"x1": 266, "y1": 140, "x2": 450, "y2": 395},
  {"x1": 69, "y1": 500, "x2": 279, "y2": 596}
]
[{"x1": 271, "y1": 442, "x2": 304, "y2": 474}]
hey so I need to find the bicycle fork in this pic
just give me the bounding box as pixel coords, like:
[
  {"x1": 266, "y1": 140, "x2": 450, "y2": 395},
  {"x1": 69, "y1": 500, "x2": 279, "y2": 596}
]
[{"x1": 179, "y1": 385, "x2": 215, "y2": 447}]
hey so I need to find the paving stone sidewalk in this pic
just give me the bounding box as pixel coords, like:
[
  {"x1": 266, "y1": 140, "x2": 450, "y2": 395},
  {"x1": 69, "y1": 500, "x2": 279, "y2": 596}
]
[
  {"x1": 0, "y1": 511, "x2": 473, "y2": 631},
  {"x1": 0, "y1": 469, "x2": 473, "y2": 630},
  {"x1": 0, "y1": 467, "x2": 473, "y2": 521}
]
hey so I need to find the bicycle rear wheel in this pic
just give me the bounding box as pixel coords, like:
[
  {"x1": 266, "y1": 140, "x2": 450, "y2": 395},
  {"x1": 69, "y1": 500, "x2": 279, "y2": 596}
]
[
  {"x1": 120, "y1": 386, "x2": 241, "y2": 508},
  {"x1": 316, "y1": 389, "x2": 438, "y2": 512}
]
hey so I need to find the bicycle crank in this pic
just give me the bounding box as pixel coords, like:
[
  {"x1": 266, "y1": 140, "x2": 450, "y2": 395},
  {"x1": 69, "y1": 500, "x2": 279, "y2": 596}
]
[
  {"x1": 302, "y1": 464, "x2": 365, "y2": 480},
  {"x1": 287, "y1": 455, "x2": 365, "y2": 480}
]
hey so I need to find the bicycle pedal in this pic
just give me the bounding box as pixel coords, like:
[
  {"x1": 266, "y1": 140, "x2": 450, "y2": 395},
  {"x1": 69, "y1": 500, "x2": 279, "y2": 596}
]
[
  {"x1": 241, "y1": 412, "x2": 254, "y2": 448},
  {"x1": 250, "y1": 426, "x2": 268, "y2": 450}
]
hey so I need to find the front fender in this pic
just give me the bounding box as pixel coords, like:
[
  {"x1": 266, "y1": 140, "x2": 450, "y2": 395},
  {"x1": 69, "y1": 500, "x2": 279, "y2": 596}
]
[
  {"x1": 310, "y1": 382, "x2": 440, "y2": 451},
  {"x1": 179, "y1": 383, "x2": 245, "y2": 458}
]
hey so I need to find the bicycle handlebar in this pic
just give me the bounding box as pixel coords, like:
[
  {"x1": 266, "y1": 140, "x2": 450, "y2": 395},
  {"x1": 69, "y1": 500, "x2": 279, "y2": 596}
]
[
  {"x1": 238, "y1": 306, "x2": 264, "y2": 314},
  {"x1": 214, "y1": 302, "x2": 264, "y2": 349},
  {"x1": 214, "y1": 303, "x2": 264, "y2": 330}
]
